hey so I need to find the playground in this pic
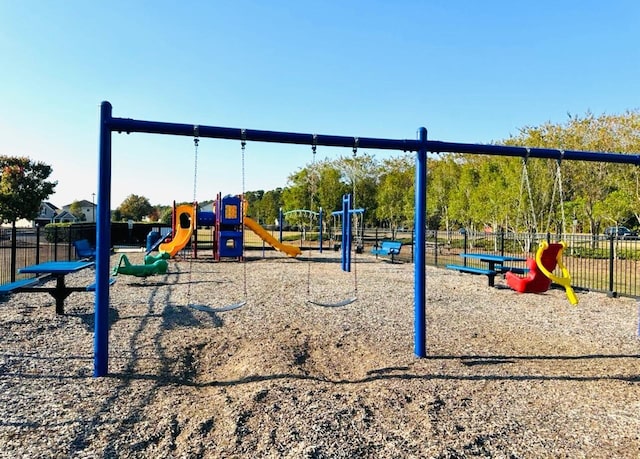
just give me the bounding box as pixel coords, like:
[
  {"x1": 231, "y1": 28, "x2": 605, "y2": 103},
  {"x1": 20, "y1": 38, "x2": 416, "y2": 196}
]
[{"x1": 1, "y1": 250, "x2": 638, "y2": 457}]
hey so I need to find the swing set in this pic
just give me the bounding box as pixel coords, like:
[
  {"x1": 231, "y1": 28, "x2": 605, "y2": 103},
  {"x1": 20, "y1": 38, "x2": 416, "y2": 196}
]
[{"x1": 93, "y1": 101, "x2": 640, "y2": 377}]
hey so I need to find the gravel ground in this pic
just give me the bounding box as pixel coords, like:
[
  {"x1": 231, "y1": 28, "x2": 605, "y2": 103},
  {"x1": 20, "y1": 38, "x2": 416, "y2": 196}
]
[{"x1": 1, "y1": 250, "x2": 639, "y2": 458}]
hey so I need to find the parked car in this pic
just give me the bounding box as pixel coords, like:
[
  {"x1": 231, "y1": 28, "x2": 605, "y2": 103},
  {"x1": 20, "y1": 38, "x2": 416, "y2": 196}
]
[{"x1": 603, "y1": 226, "x2": 638, "y2": 239}]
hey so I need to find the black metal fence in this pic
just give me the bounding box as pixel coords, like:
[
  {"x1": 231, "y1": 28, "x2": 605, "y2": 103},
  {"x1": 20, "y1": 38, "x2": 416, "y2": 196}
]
[
  {"x1": 3, "y1": 224, "x2": 640, "y2": 298},
  {"x1": 0, "y1": 223, "x2": 169, "y2": 284},
  {"x1": 406, "y1": 229, "x2": 640, "y2": 298},
  {"x1": 358, "y1": 228, "x2": 640, "y2": 298}
]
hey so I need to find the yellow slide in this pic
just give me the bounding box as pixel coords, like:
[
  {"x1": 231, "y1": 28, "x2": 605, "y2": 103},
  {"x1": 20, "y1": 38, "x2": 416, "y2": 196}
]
[
  {"x1": 244, "y1": 216, "x2": 302, "y2": 257},
  {"x1": 159, "y1": 204, "x2": 194, "y2": 257}
]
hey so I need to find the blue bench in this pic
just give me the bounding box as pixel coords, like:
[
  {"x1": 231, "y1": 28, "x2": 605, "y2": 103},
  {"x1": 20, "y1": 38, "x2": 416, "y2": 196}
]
[
  {"x1": 446, "y1": 264, "x2": 498, "y2": 286},
  {"x1": 0, "y1": 277, "x2": 41, "y2": 295},
  {"x1": 371, "y1": 240, "x2": 403, "y2": 262},
  {"x1": 371, "y1": 241, "x2": 402, "y2": 256},
  {"x1": 73, "y1": 239, "x2": 96, "y2": 260}
]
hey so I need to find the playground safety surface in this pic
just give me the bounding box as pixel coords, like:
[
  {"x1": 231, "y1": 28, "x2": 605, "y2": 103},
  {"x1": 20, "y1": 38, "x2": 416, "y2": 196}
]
[{"x1": 0, "y1": 251, "x2": 639, "y2": 457}]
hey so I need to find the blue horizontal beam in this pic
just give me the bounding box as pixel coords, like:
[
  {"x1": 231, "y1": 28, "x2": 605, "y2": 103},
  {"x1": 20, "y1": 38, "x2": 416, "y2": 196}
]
[
  {"x1": 108, "y1": 117, "x2": 416, "y2": 152},
  {"x1": 107, "y1": 112, "x2": 640, "y2": 165},
  {"x1": 427, "y1": 140, "x2": 640, "y2": 165}
]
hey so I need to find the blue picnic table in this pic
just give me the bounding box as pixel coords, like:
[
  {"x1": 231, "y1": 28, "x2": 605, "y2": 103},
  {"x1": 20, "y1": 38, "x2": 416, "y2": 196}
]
[
  {"x1": 447, "y1": 253, "x2": 527, "y2": 287},
  {"x1": 18, "y1": 261, "x2": 96, "y2": 314}
]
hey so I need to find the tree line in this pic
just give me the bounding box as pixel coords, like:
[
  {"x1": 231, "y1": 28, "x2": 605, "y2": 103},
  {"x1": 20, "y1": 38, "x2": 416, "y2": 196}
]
[{"x1": 2, "y1": 111, "x2": 639, "y2": 238}]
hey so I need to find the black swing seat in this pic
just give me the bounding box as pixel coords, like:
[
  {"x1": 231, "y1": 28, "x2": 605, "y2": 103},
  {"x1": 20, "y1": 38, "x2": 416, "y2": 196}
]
[
  {"x1": 307, "y1": 297, "x2": 357, "y2": 308},
  {"x1": 188, "y1": 300, "x2": 247, "y2": 313}
]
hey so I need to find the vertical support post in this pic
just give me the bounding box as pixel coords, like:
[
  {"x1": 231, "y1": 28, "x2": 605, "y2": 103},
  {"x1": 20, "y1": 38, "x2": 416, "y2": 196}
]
[
  {"x1": 279, "y1": 207, "x2": 283, "y2": 243},
  {"x1": 94, "y1": 101, "x2": 113, "y2": 377},
  {"x1": 319, "y1": 207, "x2": 323, "y2": 253},
  {"x1": 414, "y1": 127, "x2": 427, "y2": 358}
]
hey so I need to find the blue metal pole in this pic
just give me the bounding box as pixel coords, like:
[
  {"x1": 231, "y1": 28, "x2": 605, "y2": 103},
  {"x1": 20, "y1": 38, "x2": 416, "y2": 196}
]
[
  {"x1": 414, "y1": 127, "x2": 428, "y2": 358},
  {"x1": 278, "y1": 207, "x2": 283, "y2": 243},
  {"x1": 94, "y1": 101, "x2": 113, "y2": 376},
  {"x1": 319, "y1": 207, "x2": 323, "y2": 253}
]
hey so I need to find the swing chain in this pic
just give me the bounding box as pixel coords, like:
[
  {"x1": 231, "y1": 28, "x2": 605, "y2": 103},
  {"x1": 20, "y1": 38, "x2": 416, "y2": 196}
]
[
  {"x1": 310, "y1": 134, "x2": 318, "y2": 211},
  {"x1": 187, "y1": 131, "x2": 200, "y2": 305},
  {"x1": 192, "y1": 128, "x2": 200, "y2": 204},
  {"x1": 241, "y1": 129, "x2": 247, "y2": 201},
  {"x1": 240, "y1": 130, "x2": 248, "y2": 296}
]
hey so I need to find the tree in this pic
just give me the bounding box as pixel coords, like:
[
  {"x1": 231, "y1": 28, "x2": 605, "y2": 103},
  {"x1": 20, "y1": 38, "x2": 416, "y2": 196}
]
[
  {"x1": 282, "y1": 168, "x2": 312, "y2": 222},
  {"x1": 376, "y1": 155, "x2": 413, "y2": 231},
  {"x1": 69, "y1": 200, "x2": 86, "y2": 221},
  {"x1": 315, "y1": 161, "x2": 347, "y2": 214},
  {"x1": 0, "y1": 156, "x2": 57, "y2": 225},
  {"x1": 426, "y1": 154, "x2": 461, "y2": 232},
  {"x1": 504, "y1": 111, "x2": 640, "y2": 236},
  {"x1": 260, "y1": 188, "x2": 284, "y2": 225},
  {"x1": 117, "y1": 194, "x2": 153, "y2": 221},
  {"x1": 334, "y1": 153, "x2": 379, "y2": 225}
]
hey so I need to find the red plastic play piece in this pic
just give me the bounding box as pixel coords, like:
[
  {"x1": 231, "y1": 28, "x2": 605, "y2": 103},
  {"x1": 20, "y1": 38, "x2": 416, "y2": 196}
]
[{"x1": 505, "y1": 243, "x2": 563, "y2": 293}]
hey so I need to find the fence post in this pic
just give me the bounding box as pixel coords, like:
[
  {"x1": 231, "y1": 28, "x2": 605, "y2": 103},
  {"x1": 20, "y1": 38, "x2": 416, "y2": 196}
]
[
  {"x1": 36, "y1": 225, "x2": 41, "y2": 265},
  {"x1": 608, "y1": 234, "x2": 617, "y2": 298},
  {"x1": 319, "y1": 207, "x2": 323, "y2": 253},
  {"x1": 434, "y1": 229, "x2": 438, "y2": 266},
  {"x1": 500, "y1": 229, "x2": 505, "y2": 256},
  {"x1": 462, "y1": 228, "x2": 468, "y2": 266},
  {"x1": 10, "y1": 224, "x2": 17, "y2": 282},
  {"x1": 53, "y1": 226, "x2": 59, "y2": 261}
]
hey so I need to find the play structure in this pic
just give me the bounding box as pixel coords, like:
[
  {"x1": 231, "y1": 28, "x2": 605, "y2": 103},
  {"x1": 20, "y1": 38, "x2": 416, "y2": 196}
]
[
  {"x1": 92, "y1": 101, "x2": 640, "y2": 377},
  {"x1": 279, "y1": 208, "x2": 324, "y2": 252},
  {"x1": 149, "y1": 195, "x2": 302, "y2": 262},
  {"x1": 505, "y1": 241, "x2": 578, "y2": 305}
]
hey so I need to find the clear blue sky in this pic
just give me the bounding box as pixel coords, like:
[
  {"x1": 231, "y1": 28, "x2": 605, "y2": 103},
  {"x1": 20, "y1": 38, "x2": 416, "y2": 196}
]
[{"x1": 1, "y1": 1, "x2": 638, "y2": 209}]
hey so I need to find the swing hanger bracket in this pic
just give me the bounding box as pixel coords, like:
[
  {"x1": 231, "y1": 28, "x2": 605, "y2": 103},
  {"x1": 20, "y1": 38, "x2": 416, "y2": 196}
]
[{"x1": 240, "y1": 128, "x2": 247, "y2": 148}]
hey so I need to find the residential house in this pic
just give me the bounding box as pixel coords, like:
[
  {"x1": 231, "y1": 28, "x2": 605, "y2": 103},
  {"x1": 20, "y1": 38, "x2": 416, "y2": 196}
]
[
  {"x1": 62, "y1": 200, "x2": 97, "y2": 223},
  {"x1": 52, "y1": 210, "x2": 78, "y2": 223},
  {"x1": 35, "y1": 202, "x2": 59, "y2": 226},
  {"x1": 2, "y1": 201, "x2": 60, "y2": 228},
  {"x1": 1, "y1": 199, "x2": 96, "y2": 228}
]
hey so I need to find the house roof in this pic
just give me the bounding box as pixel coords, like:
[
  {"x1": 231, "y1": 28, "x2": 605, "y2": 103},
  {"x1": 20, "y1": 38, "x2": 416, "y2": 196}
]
[
  {"x1": 63, "y1": 200, "x2": 96, "y2": 208},
  {"x1": 42, "y1": 202, "x2": 59, "y2": 211},
  {"x1": 53, "y1": 210, "x2": 78, "y2": 221}
]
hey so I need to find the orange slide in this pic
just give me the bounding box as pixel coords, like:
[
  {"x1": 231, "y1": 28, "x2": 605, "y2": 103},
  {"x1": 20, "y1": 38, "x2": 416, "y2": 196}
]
[
  {"x1": 159, "y1": 204, "x2": 194, "y2": 257},
  {"x1": 243, "y1": 216, "x2": 301, "y2": 257}
]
